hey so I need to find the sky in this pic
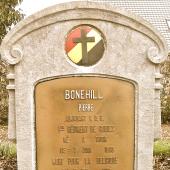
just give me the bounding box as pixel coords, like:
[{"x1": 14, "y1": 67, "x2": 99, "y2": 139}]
[{"x1": 19, "y1": 0, "x2": 81, "y2": 16}]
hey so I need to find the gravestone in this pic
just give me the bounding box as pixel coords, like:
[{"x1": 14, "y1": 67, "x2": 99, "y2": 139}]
[{"x1": 0, "y1": 2, "x2": 168, "y2": 170}]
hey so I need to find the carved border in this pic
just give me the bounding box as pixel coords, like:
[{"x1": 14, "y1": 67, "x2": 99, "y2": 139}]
[
  {"x1": 34, "y1": 74, "x2": 138, "y2": 170},
  {"x1": 0, "y1": 1, "x2": 168, "y2": 65}
]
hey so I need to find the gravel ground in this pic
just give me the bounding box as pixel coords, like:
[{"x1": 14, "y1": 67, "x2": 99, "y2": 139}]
[
  {"x1": 0, "y1": 125, "x2": 8, "y2": 142},
  {"x1": 162, "y1": 124, "x2": 170, "y2": 139},
  {"x1": 154, "y1": 155, "x2": 170, "y2": 170}
]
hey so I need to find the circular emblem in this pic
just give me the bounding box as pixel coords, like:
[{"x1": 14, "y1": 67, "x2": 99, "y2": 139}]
[{"x1": 65, "y1": 25, "x2": 105, "y2": 66}]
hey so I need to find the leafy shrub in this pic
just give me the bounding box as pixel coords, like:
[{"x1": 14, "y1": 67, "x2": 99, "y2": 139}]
[
  {"x1": 154, "y1": 140, "x2": 170, "y2": 156},
  {"x1": 0, "y1": 142, "x2": 16, "y2": 159},
  {"x1": 161, "y1": 60, "x2": 170, "y2": 124},
  {"x1": 0, "y1": 60, "x2": 8, "y2": 125}
]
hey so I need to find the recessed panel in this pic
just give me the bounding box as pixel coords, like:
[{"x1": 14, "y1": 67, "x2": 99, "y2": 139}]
[{"x1": 35, "y1": 76, "x2": 135, "y2": 170}]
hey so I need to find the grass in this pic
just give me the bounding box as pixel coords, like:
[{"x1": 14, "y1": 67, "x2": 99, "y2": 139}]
[
  {"x1": 154, "y1": 139, "x2": 170, "y2": 156},
  {"x1": 0, "y1": 142, "x2": 16, "y2": 159}
]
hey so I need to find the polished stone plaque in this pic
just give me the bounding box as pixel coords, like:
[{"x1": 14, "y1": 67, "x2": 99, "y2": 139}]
[{"x1": 35, "y1": 76, "x2": 135, "y2": 170}]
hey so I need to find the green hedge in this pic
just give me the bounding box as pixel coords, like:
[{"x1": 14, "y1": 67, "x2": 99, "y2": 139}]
[
  {"x1": 154, "y1": 140, "x2": 170, "y2": 156},
  {"x1": 0, "y1": 142, "x2": 16, "y2": 159}
]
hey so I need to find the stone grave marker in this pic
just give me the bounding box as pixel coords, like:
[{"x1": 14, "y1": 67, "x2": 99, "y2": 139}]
[{"x1": 0, "y1": 2, "x2": 168, "y2": 170}]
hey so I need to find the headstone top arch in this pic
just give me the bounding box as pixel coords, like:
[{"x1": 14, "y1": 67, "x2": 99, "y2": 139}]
[{"x1": 0, "y1": 1, "x2": 168, "y2": 65}]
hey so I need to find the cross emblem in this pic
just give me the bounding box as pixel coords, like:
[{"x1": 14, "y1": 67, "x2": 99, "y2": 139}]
[
  {"x1": 73, "y1": 29, "x2": 95, "y2": 64},
  {"x1": 66, "y1": 25, "x2": 104, "y2": 66}
]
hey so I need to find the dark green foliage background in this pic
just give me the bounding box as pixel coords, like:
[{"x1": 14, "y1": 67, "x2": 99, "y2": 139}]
[
  {"x1": 0, "y1": 61, "x2": 8, "y2": 124},
  {"x1": 0, "y1": 0, "x2": 23, "y2": 125}
]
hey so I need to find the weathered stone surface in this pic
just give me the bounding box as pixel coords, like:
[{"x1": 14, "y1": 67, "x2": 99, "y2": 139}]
[{"x1": 0, "y1": 1, "x2": 168, "y2": 170}]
